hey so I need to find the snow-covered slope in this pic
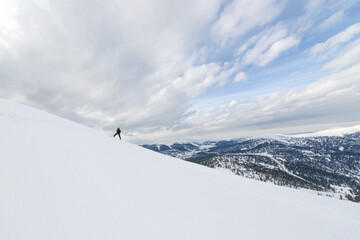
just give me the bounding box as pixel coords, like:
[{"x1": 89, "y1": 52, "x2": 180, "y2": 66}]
[{"x1": 1, "y1": 99, "x2": 360, "y2": 240}]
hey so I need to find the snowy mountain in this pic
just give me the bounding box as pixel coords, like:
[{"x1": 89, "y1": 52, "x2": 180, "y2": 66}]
[
  {"x1": 143, "y1": 129, "x2": 360, "y2": 202},
  {"x1": 1, "y1": 99, "x2": 360, "y2": 240}
]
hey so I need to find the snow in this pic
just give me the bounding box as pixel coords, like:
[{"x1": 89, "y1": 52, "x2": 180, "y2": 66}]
[
  {"x1": 249, "y1": 153, "x2": 308, "y2": 182},
  {"x1": 198, "y1": 143, "x2": 216, "y2": 150},
  {"x1": 292, "y1": 125, "x2": 360, "y2": 137},
  {"x1": 1, "y1": 99, "x2": 360, "y2": 240}
]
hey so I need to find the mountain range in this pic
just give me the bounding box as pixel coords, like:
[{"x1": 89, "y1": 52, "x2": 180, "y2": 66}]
[{"x1": 142, "y1": 127, "x2": 360, "y2": 202}]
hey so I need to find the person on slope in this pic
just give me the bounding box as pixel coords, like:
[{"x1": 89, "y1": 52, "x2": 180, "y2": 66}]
[{"x1": 113, "y1": 128, "x2": 121, "y2": 140}]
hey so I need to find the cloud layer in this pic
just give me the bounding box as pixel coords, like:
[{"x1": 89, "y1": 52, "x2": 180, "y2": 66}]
[{"x1": 1, "y1": 0, "x2": 360, "y2": 143}]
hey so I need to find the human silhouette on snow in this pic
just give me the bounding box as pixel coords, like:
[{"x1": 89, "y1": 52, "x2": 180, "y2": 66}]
[{"x1": 113, "y1": 128, "x2": 121, "y2": 139}]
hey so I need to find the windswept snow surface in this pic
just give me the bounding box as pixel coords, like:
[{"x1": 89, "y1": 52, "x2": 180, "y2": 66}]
[{"x1": 1, "y1": 99, "x2": 360, "y2": 240}]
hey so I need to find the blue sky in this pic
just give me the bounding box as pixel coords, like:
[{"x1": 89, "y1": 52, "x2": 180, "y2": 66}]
[{"x1": 1, "y1": 0, "x2": 360, "y2": 143}]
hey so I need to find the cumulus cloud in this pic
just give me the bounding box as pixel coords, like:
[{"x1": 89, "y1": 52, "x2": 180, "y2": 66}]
[
  {"x1": 233, "y1": 72, "x2": 247, "y2": 82},
  {"x1": 0, "y1": 0, "x2": 224, "y2": 132},
  {"x1": 1, "y1": 0, "x2": 360, "y2": 143}
]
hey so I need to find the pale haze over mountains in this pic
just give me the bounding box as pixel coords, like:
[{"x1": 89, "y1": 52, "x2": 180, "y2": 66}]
[{"x1": 1, "y1": 0, "x2": 360, "y2": 143}]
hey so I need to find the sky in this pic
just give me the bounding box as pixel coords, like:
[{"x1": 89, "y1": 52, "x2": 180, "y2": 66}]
[{"x1": 1, "y1": 0, "x2": 360, "y2": 144}]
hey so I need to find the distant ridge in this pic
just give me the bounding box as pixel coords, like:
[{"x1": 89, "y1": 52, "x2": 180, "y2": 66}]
[
  {"x1": 291, "y1": 125, "x2": 360, "y2": 137},
  {"x1": 143, "y1": 125, "x2": 360, "y2": 202}
]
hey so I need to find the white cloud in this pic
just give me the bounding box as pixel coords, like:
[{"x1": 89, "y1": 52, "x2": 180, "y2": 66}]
[
  {"x1": 304, "y1": 0, "x2": 326, "y2": 13},
  {"x1": 321, "y1": 39, "x2": 360, "y2": 70},
  {"x1": 159, "y1": 63, "x2": 360, "y2": 142},
  {"x1": 258, "y1": 36, "x2": 300, "y2": 66},
  {"x1": 1, "y1": 0, "x2": 360, "y2": 143},
  {"x1": 295, "y1": 0, "x2": 359, "y2": 38},
  {"x1": 240, "y1": 25, "x2": 300, "y2": 66},
  {"x1": 211, "y1": 0, "x2": 286, "y2": 44},
  {"x1": 233, "y1": 72, "x2": 247, "y2": 82},
  {"x1": 317, "y1": 10, "x2": 344, "y2": 30},
  {"x1": 0, "y1": 0, "x2": 224, "y2": 132},
  {"x1": 308, "y1": 22, "x2": 360, "y2": 56}
]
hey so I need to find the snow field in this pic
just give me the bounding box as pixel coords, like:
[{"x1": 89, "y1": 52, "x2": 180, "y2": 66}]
[{"x1": 1, "y1": 99, "x2": 360, "y2": 240}]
